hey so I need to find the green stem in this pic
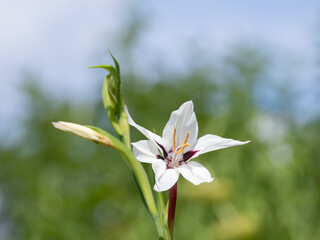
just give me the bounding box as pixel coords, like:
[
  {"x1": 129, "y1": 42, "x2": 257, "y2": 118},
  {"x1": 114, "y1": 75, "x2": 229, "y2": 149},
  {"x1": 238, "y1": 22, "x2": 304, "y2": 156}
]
[
  {"x1": 118, "y1": 141, "x2": 167, "y2": 239},
  {"x1": 156, "y1": 192, "x2": 171, "y2": 240},
  {"x1": 88, "y1": 126, "x2": 166, "y2": 239}
]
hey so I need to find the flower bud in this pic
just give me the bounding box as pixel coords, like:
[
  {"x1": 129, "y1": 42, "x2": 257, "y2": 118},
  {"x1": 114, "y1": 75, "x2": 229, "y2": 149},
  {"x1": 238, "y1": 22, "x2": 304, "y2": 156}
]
[{"x1": 52, "y1": 121, "x2": 113, "y2": 147}]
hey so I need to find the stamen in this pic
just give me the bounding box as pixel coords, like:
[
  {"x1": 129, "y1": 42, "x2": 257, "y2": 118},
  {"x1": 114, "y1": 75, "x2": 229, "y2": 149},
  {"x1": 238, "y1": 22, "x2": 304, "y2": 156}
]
[
  {"x1": 173, "y1": 127, "x2": 177, "y2": 151},
  {"x1": 184, "y1": 131, "x2": 191, "y2": 144},
  {"x1": 176, "y1": 143, "x2": 190, "y2": 154}
]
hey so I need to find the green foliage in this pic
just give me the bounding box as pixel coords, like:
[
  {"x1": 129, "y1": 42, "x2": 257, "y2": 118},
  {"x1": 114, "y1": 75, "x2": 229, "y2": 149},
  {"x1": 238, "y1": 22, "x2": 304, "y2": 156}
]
[{"x1": 0, "y1": 47, "x2": 319, "y2": 240}]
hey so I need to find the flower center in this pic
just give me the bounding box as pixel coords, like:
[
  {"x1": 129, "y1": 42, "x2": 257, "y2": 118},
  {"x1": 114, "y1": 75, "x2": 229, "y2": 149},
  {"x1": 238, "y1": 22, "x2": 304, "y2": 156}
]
[{"x1": 166, "y1": 127, "x2": 191, "y2": 168}]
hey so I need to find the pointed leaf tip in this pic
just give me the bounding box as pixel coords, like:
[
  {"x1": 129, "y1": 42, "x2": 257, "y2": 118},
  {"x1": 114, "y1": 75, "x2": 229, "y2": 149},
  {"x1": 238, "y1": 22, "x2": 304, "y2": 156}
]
[{"x1": 108, "y1": 51, "x2": 120, "y2": 73}]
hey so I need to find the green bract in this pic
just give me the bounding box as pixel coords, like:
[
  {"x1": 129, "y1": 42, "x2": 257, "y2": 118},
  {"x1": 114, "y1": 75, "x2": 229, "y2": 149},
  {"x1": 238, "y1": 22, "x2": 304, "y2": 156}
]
[{"x1": 89, "y1": 52, "x2": 130, "y2": 147}]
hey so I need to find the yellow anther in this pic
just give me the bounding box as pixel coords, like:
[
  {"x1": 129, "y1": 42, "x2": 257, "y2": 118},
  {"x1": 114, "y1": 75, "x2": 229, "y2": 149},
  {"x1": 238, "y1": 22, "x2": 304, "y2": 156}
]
[
  {"x1": 176, "y1": 143, "x2": 190, "y2": 154},
  {"x1": 173, "y1": 127, "x2": 177, "y2": 151},
  {"x1": 184, "y1": 131, "x2": 191, "y2": 145}
]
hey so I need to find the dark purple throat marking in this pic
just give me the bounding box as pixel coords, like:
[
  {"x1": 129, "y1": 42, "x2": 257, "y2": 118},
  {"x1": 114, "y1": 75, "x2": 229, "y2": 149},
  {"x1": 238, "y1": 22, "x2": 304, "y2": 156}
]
[
  {"x1": 155, "y1": 141, "x2": 168, "y2": 159},
  {"x1": 183, "y1": 150, "x2": 199, "y2": 162},
  {"x1": 157, "y1": 155, "x2": 164, "y2": 160}
]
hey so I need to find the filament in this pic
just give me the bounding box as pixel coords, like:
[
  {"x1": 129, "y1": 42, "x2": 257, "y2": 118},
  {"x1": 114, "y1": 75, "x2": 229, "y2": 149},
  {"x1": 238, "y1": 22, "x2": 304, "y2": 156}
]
[{"x1": 173, "y1": 127, "x2": 177, "y2": 151}]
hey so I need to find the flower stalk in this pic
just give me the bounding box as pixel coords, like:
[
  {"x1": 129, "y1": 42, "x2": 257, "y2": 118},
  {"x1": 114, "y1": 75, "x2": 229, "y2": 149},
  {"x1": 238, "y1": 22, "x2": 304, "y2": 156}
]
[
  {"x1": 86, "y1": 126, "x2": 167, "y2": 239},
  {"x1": 168, "y1": 183, "x2": 177, "y2": 239}
]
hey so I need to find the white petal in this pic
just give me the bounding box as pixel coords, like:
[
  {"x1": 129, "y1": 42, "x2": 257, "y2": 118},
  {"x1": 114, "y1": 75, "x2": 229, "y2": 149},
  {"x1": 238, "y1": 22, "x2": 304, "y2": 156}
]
[
  {"x1": 132, "y1": 140, "x2": 159, "y2": 163},
  {"x1": 192, "y1": 134, "x2": 250, "y2": 158},
  {"x1": 176, "y1": 161, "x2": 213, "y2": 185},
  {"x1": 153, "y1": 168, "x2": 180, "y2": 192},
  {"x1": 162, "y1": 101, "x2": 198, "y2": 150},
  {"x1": 152, "y1": 160, "x2": 167, "y2": 178},
  {"x1": 125, "y1": 105, "x2": 163, "y2": 145}
]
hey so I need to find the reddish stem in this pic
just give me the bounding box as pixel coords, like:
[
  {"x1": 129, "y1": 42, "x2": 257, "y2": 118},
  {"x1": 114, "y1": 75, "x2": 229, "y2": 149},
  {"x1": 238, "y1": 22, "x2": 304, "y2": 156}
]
[{"x1": 168, "y1": 183, "x2": 177, "y2": 239}]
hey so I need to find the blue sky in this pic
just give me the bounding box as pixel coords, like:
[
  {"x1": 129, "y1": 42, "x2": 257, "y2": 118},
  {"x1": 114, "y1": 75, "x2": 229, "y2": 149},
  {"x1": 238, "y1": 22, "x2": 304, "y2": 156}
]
[
  {"x1": 0, "y1": 0, "x2": 319, "y2": 142},
  {"x1": 149, "y1": 0, "x2": 316, "y2": 53}
]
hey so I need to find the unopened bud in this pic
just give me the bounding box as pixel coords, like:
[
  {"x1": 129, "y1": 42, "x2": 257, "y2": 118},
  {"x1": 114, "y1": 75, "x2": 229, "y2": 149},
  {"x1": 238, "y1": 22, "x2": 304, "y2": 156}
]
[{"x1": 52, "y1": 121, "x2": 113, "y2": 147}]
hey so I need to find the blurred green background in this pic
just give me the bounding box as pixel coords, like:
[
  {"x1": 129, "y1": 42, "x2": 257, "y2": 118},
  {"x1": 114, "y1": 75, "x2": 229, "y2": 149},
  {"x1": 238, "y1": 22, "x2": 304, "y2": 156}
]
[{"x1": 1, "y1": 1, "x2": 319, "y2": 240}]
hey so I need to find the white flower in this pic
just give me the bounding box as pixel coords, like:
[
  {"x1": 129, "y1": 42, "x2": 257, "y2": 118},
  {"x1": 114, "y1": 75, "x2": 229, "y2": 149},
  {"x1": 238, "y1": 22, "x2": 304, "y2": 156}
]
[{"x1": 125, "y1": 101, "x2": 250, "y2": 192}]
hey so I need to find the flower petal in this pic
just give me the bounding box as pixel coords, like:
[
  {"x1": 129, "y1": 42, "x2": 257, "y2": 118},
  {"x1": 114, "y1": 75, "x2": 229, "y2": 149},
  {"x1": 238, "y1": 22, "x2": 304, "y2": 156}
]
[
  {"x1": 152, "y1": 160, "x2": 167, "y2": 178},
  {"x1": 125, "y1": 105, "x2": 163, "y2": 145},
  {"x1": 192, "y1": 134, "x2": 250, "y2": 158},
  {"x1": 153, "y1": 168, "x2": 180, "y2": 192},
  {"x1": 162, "y1": 101, "x2": 198, "y2": 150},
  {"x1": 132, "y1": 140, "x2": 159, "y2": 163},
  {"x1": 176, "y1": 161, "x2": 213, "y2": 185}
]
